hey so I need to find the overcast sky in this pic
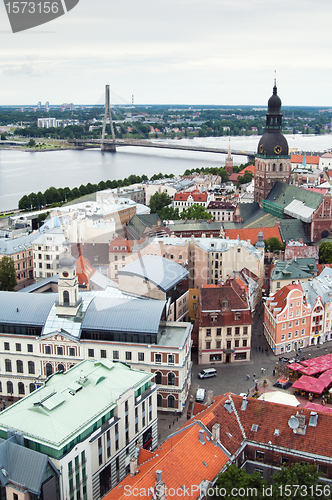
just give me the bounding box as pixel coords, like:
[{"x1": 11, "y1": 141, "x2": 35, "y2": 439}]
[{"x1": 0, "y1": 0, "x2": 331, "y2": 107}]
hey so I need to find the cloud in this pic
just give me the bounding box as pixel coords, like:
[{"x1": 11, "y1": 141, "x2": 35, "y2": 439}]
[{"x1": 2, "y1": 63, "x2": 49, "y2": 77}]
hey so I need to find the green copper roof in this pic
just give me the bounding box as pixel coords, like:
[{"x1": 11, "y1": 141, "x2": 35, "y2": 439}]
[
  {"x1": 0, "y1": 360, "x2": 153, "y2": 451},
  {"x1": 270, "y1": 258, "x2": 317, "y2": 282},
  {"x1": 278, "y1": 219, "x2": 310, "y2": 244},
  {"x1": 264, "y1": 182, "x2": 323, "y2": 214}
]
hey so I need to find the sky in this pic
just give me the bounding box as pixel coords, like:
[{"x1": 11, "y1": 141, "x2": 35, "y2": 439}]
[{"x1": 0, "y1": 0, "x2": 332, "y2": 107}]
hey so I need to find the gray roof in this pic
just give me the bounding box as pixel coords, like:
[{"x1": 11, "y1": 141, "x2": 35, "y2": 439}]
[
  {"x1": 118, "y1": 255, "x2": 189, "y2": 292},
  {"x1": 0, "y1": 438, "x2": 57, "y2": 494},
  {"x1": 302, "y1": 267, "x2": 332, "y2": 307},
  {"x1": 0, "y1": 232, "x2": 40, "y2": 256},
  {"x1": 270, "y1": 258, "x2": 317, "y2": 282},
  {"x1": 19, "y1": 274, "x2": 59, "y2": 293},
  {"x1": 0, "y1": 291, "x2": 56, "y2": 326},
  {"x1": 82, "y1": 296, "x2": 166, "y2": 333}
]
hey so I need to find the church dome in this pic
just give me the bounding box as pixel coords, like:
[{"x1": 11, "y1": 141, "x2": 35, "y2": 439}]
[
  {"x1": 257, "y1": 132, "x2": 289, "y2": 157},
  {"x1": 59, "y1": 255, "x2": 76, "y2": 268},
  {"x1": 267, "y1": 90, "x2": 282, "y2": 115}
]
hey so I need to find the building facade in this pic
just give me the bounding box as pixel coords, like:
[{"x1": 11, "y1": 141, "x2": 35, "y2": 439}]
[
  {"x1": 0, "y1": 359, "x2": 158, "y2": 500},
  {"x1": 198, "y1": 280, "x2": 252, "y2": 365}
]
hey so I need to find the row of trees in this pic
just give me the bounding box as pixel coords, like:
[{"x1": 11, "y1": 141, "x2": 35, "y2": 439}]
[
  {"x1": 0, "y1": 256, "x2": 17, "y2": 291},
  {"x1": 18, "y1": 173, "x2": 175, "y2": 211}
]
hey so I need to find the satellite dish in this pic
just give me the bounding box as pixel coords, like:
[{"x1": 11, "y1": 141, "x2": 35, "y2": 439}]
[{"x1": 288, "y1": 416, "x2": 299, "y2": 429}]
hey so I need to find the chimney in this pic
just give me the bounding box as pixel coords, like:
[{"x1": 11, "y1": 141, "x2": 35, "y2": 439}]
[
  {"x1": 156, "y1": 470, "x2": 162, "y2": 482},
  {"x1": 206, "y1": 390, "x2": 214, "y2": 406},
  {"x1": 130, "y1": 456, "x2": 138, "y2": 477},
  {"x1": 211, "y1": 423, "x2": 220, "y2": 443},
  {"x1": 199, "y1": 429, "x2": 205, "y2": 445}
]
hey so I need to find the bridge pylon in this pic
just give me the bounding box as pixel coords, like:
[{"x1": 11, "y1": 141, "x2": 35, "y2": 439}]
[{"x1": 101, "y1": 84, "x2": 116, "y2": 151}]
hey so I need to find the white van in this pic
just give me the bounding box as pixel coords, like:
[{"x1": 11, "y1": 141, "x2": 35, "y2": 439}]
[
  {"x1": 196, "y1": 388, "x2": 205, "y2": 402},
  {"x1": 198, "y1": 368, "x2": 217, "y2": 379}
]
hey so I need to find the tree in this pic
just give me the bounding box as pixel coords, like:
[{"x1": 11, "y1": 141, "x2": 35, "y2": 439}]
[
  {"x1": 264, "y1": 237, "x2": 282, "y2": 253},
  {"x1": 212, "y1": 464, "x2": 268, "y2": 500},
  {"x1": 149, "y1": 192, "x2": 173, "y2": 214},
  {"x1": 237, "y1": 171, "x2": 253, "y2": 185},
  {"x1": 0, "y1": 133, "x2": 6, "y2": 140},
  {"x1": 27, "y1": 139, "x2": 36, "y2": 147},
  {"x1": 158, "y1": 206, "x2": 181, "y2": 220},
  {"x1": 271, "y1": 463, "x2": 328, "y2": 500},
  {"x1": 0, "y1": 256, "x2": 17, "y2": 291},
  {"x1": 181, "y1": 204, "x2": 211, "y2": 220},
  {"x1": 319, "y1": 241, "x2": 332, "y2": 264}
]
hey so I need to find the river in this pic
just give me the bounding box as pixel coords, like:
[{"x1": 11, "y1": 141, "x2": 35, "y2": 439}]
[{"x1": 0, "y1": 134, "x2": 331, "y2": 212}]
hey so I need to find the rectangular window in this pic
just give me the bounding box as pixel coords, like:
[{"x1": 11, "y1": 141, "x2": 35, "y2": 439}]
[
  {"x1": 206, "y1": 329, "x2": 211, "y2": 336},
  {"x1": 243, "y1": 339, "x2": 247, "y2": 347},
  {"x1": 69, "y1": 347, "x2": 75, "y2": 356},
  {"x1": 205, "y1": 341, "x2": 211, "y2": 349},
  {"x1": 107, "y1": 430, "x2": 111, "y2": 458},
  {"x1": 57, "y1": 346, "x2": 63, "y2": 356},
  {"x1": 4, "y1": 342, "x2": 9, "y2": 351},
  {"x1": 227, "y1": 341, "x2": 231, "y2": 349},
  {"x1": 98, "y1": 437, "x2": 102, "y2": 466},
  {"x1": 281, "y1": 334, "x2": 285, "y2": 340},
  {"x1": 256, "y1": 450, "x2": 265, "y2": 460},
  {"x1": 235, "y1": 327, "x2": 240, "y2": 335},
  {"x1": 301, "y1": 329, "x2": 305, "y2": 335},
  {"x1": 27, "y1": 344, "x2": 33, "y2": 353},
  {"x1": 288, "y1": 332, "x2": 292, "y2": 339},
  {"x1": 16, "y1": 343, "x2": 21, "y2": 352},
  {"x1": 288, "y1": 322, "x2": 292, "y2": 328},
  {"x1": 155, "y1": 353, "x2": 162, "y2": 363},
  {"x1": 227, "y1": 327, "x2": 232, "y2": 336},
  {"x1": 243, "y1": 326, "x2": 248, "y2": 335},
  {"x1": 235, "y1": 339, "x2": 239, "y2": 347},
  {"x1": 88, "y1": 349, "x2": 94, "y2": 358},
  {"x1": 100, "y1": 349, "x2": 106, "y2": 358},
  {"x1": 113, "y1": 350, "x2": 119, "y2": 360},
  {"x1": 216, "y1": 328, "x2": 221, "y2": 336},
  {"x1": 282, "y1": 323, "x2": 286, "y2": 330},
  {"x1": 302, "y1": 318, "x2": 306, "y2": 324},
  {"x1": 45, "y1": 345, "x2": 51, "y2": 354},
  {"x1": 125, "y1": 351, "x2": 132, "y2": 361},
  {"x1": 289, "y1": 311, "x2": 293, "y2": 318},
  {"x1": 216, "y1": 340, "x2": 221, "y2": 349},
  {"x1": 138, "y1": 352, "x2": 144, "y2": 361}
]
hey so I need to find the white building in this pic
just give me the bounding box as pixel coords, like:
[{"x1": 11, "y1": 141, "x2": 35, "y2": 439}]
[{"x1": 0, "y1": 358, "x2": 157, "y2": 500}]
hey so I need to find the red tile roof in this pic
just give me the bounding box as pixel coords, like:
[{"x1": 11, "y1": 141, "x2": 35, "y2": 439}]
[
  {"x1": 224, "y1": 226, "x2": 282, "y2": 244},
  {"x1": 75, "y1": 255, "x2": 96, "y2": 285},
  {"x1": 174, "y1": 189, "x2": 208, "y2": 202},
  {"x1": 239, "y1": 164, "x2": 255, "y2": 175},
  {"x1": 291, "y1": 155, "x2": 320, "y2": 165},
  {"x1": 105, "y1": 421, "x2": 229, "y2": 500},
  {"x1": 268, "y1": 284, "x2": 302, "y2": 311}
]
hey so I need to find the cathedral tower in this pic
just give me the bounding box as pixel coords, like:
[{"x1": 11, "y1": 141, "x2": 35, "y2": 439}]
[{"x1": 254, "y1": 80, "x2": 291, "y2": 207}]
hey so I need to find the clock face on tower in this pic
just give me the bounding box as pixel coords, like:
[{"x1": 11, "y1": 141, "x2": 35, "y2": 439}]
[
  {"x1": 62, "y1": 271, "x2": 69, "y2": 278},
  {"x1": 274, "y1": 145, "x2": 282, "y2": 154},
  {"x1": 259, "y1": 145, "x2": 264, "y2": 153}
]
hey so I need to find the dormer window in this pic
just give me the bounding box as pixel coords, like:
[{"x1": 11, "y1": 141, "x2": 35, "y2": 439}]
[
  {"x1": 222, "y1": 300, "x2": 228, "y2": 310},
  {"x1": 211, "y1": 315, "x2": 217, "y2": 322},
  {"x1": 235, "y1": 313, "x2": 241, "y2": 321}
]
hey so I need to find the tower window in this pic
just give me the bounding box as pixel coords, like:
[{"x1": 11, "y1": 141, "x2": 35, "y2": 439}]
[{"x1": 63, "y1": 290, "x2": 69, "y2": 306}]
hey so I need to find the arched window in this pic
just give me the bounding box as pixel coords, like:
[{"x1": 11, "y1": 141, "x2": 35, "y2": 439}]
[
  {"x1": 46, "y1": 363, "x2": 53, "y2": 377},
  {"x1": 18, "y1": 382, "x2": 25, "y2": 395},
  {"x1": 57, "y1": 364, "x2": 64, "y2": 372},
  {"x1": 16, "y1": 360, "x2": 23, "y2": 373},
  {"x1": 5, "y1": 359, "x2": 11, "y2": 373},
  {"x1": 157, "y1": 394, "x2": 162, "y2": 407},
  {"x1": 7, "y1": 381, "x2": 13, "y2": 395},
  {"x1": 29, "y1": 383, "x2": 36, "y2": 393},
  {"x1": 168, "y1": 372, "x2": 175, "y2": 386},
  {"x1": 28, "y1": 361, "x2": 35, "y2": 374},
  {"x1": 273, "y1": 164, "x2": 276, "y2": 172},
  {"x1": 154, "y1": 371, "x2": 162, "y2": 385},
  {"x1": 280, "y1": 164, "x2": 283, "y2": 171},
  {"x1": 167, "y1": 395, "x2": 175, "y2": 408},
  {"x1": 63, "y1": 290, "x2": 70, "y2": 306}
]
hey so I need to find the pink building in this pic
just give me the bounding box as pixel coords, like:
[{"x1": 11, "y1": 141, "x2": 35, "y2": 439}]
[{"x1": 285, "y1": 239, "x2": 319, "y2": 264}]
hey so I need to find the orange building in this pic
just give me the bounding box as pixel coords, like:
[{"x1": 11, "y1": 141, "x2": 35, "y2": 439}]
[{"x1": 263, "y1": 284, "x2": 311, "y2": 355}]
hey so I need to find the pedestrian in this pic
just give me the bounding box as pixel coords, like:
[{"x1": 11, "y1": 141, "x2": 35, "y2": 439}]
[
  {"x1": 265, "y1": 348, "x2": 268, "y2": 355},
  {"x1": 273, "y1": 369, "x2": 275, "y2": 376},
  {"x1": 261, "y1": 367, "x2": 264, "y2": 373},
  {"x1": 259, "y1": 346, "x2": 261, "y2": 352},
  {"x1": 246, "y1": 373, "x2": 250, "y2": 380},
  {"x1": 253, "y1": 373, "x2": 256, "y2": 381}
]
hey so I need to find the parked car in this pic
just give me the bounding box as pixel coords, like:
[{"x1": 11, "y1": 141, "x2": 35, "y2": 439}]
[
  {"x1": 198, "y1": 368, "x2": 217, "y2": 379},
  {"x1": 196, "y1": 388, "x2": 205, "y2": 403}
]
